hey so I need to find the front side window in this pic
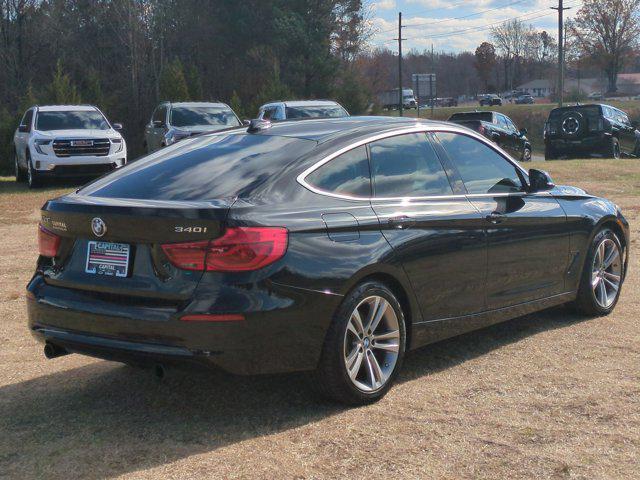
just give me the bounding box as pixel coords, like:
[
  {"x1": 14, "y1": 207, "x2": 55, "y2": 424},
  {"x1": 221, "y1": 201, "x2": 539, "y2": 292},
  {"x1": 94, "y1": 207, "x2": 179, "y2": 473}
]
[
  {"x1": 170, "y1": 106, "x2": 240, "y2": 128},
  {"x1": 435, "y1": 132, "x2": 523, "y2": 194},
  {"x1": 153, "y1": 106, "x2": 167, "y2": 124},
  {"x1": 36, "y1": 110, "x2": 110, "y2": 131},
  {"x1": 369, "y1": 133, "x2": 452, "y2": 198},
  {"x1": 21, "y1": 110, "x2": 33, "y2": 131},
  {"x1": 306, "y1": 146, "x2": 371, "y2": 197}
]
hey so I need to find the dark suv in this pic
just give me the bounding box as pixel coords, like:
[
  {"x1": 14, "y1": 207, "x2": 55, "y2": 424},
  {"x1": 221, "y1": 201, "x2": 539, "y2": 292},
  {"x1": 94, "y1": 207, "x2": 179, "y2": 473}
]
[{"x1": 544, "y1": 104, "x2": 640, "y2": 160}]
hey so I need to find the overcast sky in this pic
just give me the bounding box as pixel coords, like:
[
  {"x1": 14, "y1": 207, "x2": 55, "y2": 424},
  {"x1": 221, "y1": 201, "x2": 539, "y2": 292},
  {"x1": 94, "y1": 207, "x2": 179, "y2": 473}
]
[{"x1": 366, "y1": 0, "x2": 579, "y2": 53}]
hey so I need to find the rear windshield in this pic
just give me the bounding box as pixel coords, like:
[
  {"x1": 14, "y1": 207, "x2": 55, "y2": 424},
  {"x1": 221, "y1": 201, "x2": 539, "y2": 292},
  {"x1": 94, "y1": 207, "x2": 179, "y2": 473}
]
[
  {"x1": 549, "y1": 105, "x2": 601, "y2": 122},
  {"x1": 36, "y1": 110, "x2": 110, "y2": 131},
  {"x1": 285, "y1": 105, "x2": 348, "y2": 119},
  {"x1": 79, "y1": 134, "x2": 316, "y2": 201},
  {"x1": 448, "y1": 112, "x2": 493, "y2": 122},
  {"x1": 170, "y1": 106, "x2": 240, "y2": 128}
]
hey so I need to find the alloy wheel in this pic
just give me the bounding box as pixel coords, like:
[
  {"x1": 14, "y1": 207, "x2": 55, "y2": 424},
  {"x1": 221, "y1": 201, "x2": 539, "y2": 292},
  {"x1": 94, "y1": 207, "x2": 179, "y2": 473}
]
[
  {"x1": 343, "y1": 295, "x2": 400, "y2": 393},
  {"x1": 591, "y1": 238, "x2": 622, "y2": 308}
]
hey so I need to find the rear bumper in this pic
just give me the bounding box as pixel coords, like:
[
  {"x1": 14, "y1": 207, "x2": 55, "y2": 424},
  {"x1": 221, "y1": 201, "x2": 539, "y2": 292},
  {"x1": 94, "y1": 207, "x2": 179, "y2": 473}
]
[
  {"x1": 546, "y1": 134, "x2": 609, "y2": 153},
  {"x1": 26, "y1": 275, "x2": 340, "y2": 375}
]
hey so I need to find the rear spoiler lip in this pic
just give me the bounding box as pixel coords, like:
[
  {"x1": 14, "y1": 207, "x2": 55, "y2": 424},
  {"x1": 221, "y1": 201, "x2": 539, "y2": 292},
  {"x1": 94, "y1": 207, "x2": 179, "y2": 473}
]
[{"x1": 42, "y1": 194, "x2": 235, "y2": 220}]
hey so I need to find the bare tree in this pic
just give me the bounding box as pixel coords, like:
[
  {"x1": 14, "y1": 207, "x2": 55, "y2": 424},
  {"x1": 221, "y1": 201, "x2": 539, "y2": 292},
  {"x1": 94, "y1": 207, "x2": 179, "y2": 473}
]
[
  {"x1": 491, "y1": 19, "x2": 533, "y2": 90},
  {"x1": 571, "y1": 0, "x2": 640, "y2": 93}
]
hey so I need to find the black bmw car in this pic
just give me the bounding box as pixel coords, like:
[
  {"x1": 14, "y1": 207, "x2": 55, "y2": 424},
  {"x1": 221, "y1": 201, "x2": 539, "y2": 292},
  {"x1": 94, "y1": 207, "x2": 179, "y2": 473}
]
[{"x1": 28, "y1": 117, "x2": 629, "y2": 405}]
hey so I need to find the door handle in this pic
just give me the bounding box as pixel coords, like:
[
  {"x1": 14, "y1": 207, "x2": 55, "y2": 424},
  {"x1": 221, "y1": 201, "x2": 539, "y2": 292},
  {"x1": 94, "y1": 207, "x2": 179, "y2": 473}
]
[
  {"x1": 485, "y1": 212, "x2": 506, "y2": 224},
  {"x1": 388, "y1": 216, "x2": 416, "y2": 229}
]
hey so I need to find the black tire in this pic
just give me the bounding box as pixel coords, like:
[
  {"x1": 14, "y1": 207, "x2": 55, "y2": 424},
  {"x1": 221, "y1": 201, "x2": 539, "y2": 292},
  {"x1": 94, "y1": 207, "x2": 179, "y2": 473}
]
[
  {"x1": 573, "y1": 228, "x2": 624, "y2": 316},
  {"x1": 521, "y1": 146, "x2": 532, "y2": 162},
  {"x1": 26, "y1": 151, "x2": 42, "y2": 189},
  {"x1": 14, "y1": 150, "x2": 26, "y2": 182},
  {"x1": 313, "y1": 281, "x2": 407, "y2": 405},
  {"x1": 607, "y1": 137, "x2": 621, "y2": 159}
]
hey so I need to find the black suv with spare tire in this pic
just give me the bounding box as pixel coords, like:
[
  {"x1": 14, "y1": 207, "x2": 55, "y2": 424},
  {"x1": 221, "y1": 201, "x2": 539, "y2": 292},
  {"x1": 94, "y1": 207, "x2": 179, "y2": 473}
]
[{"x1": 544, "y1": 104, "x2": 639, "y2": 160}]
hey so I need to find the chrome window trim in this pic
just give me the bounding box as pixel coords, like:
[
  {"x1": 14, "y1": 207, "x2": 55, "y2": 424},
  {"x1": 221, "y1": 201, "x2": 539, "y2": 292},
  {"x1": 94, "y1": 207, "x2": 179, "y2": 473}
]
[{"x1": 296, "y1": 123, "x2": 529, "y2": 202}]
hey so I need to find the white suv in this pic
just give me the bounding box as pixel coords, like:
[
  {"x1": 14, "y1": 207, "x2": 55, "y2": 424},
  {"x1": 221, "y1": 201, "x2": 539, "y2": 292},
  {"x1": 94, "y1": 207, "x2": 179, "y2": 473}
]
[{"x1": 13, "y1": 105, "x2": 127, "y2": 188}]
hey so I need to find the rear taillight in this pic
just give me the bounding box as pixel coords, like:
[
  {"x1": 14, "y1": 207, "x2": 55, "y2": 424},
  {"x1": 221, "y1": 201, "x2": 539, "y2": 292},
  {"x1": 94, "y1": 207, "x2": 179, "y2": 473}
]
[
  {"x1": 38, "y1": 224, "x2": 61, "y2": 257},
  {"x1": 161, "y1": 227, "x2": 288, "y2": 272}
]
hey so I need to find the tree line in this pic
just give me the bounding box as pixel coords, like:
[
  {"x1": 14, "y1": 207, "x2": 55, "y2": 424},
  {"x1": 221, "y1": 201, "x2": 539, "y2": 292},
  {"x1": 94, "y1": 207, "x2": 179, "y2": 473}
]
[{"x1": 1, "y1": 0, "x2": 639, "y2": 174}]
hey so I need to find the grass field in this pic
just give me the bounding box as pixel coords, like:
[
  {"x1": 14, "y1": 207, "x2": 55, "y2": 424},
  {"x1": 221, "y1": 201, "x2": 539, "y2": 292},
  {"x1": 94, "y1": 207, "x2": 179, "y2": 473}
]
[
  {"x1": 383, "y1": 99, "x2": 640, "y2": 154},
  {"x1": 0, "y1": 160, "x2": 639, "y2": 479}
]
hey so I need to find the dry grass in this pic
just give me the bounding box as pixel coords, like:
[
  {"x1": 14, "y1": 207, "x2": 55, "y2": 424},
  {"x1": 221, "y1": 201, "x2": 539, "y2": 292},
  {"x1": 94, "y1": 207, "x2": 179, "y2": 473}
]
[{"x1": 0, "y1": 163, "x2": 639, "y2": 480}]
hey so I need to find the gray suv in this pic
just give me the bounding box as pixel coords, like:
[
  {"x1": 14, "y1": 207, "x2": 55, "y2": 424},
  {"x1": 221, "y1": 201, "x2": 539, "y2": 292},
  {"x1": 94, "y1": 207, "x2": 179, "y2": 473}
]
[{"x1": 144, "y1": 101, "x2": 241, "y2": 153}]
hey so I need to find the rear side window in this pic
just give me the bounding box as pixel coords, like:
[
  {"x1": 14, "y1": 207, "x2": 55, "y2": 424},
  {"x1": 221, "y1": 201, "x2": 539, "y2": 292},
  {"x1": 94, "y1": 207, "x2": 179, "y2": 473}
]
[
  {"x1": 80, "y1": 134, "x2": 316, "y2": 201},
  {"x1": 436, "y1": 132, "x2": 523, "y2": 194},
  {"x1": 369, "y1": 133, "x2": 452, "y2": 198},
  {"x1": 448, "y1": 112, "x2": 492, "y2": 122},
  {"x1": 306, "y1": 146, "x2": 371, "y2": 197}
]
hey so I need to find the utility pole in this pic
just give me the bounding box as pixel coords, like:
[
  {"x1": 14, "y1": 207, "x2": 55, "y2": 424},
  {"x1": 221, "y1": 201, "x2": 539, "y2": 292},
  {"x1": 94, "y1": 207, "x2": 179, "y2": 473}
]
[
  {"x1": 431, "y1": 43, "x2": 435, "y2": 118},
  {"x1": 552, "y1": 0, "x2": 571, "y2": 107},
  {"x1": 395, "y1": 12, "x2": 406, "y2": 117}
]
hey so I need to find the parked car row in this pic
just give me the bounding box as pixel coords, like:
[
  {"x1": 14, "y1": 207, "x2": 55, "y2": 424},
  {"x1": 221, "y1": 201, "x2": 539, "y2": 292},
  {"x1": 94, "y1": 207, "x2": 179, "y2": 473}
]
[{"x1": 13, "y1": 99, "x2": 349, "y2": 188}]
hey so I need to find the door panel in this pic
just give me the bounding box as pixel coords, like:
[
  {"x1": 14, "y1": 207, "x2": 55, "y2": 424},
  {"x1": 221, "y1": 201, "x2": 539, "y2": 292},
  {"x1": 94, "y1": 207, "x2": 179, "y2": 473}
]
[
  {"x1": 372, "y1": 198, "x2": 487, "y2": 320},
  {"x1": 434, "y1": 130, "x2": 570, "y2": 310},
  {"x1": 469, "y1": 193, "x2": 569, "y2": 309},
  {"x1": 367, "y1": 132, "x2": 487, "y2": 321}
]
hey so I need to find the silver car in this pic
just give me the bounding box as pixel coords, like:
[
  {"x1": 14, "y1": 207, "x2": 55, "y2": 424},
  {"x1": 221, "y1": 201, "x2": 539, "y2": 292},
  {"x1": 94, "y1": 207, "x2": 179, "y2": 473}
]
[
  {"x1": 257, "y1": 100, "x2": 349, "y2": 121},
  {"x1": 144, "y1": 102, "x2": 242, "y2": 153}
]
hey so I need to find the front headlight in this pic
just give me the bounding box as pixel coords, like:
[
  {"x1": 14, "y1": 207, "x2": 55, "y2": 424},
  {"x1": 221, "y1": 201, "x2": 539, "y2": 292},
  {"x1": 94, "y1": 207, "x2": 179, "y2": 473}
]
[
  {"x1": 111, "y1": 138, "x2": 124, "y2": 153},
  {"x1": 33, "y1": 139, "x2": 52, "y2": 155}
]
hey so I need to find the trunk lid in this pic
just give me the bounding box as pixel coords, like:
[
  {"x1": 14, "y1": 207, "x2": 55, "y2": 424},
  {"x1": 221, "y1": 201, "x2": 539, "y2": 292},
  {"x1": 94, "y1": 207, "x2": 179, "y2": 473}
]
[{"x1": 39, "y1": 194, "x2": 232, "y2": 301}]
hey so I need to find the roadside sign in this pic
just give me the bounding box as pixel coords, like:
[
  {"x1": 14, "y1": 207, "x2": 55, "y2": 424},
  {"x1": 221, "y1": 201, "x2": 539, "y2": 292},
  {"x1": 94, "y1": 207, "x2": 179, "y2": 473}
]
[{"x1": 412, "y1": 73, "x2": 436, "y2": 117}]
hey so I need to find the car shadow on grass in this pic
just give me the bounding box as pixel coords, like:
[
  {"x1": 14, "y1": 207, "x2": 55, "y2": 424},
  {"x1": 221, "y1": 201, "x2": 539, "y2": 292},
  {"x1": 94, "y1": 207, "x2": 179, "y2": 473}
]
[{"x1": 0, "y1": 305, "x2": 590, "y2": 479}]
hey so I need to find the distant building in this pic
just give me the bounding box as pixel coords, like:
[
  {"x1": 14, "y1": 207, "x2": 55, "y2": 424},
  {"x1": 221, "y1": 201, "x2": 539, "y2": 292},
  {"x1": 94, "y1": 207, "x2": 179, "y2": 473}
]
[
  {"x1": 516, "y1": 79, "x2": 553, "y2": 97},
  {"x1": 517, "y1": 74, "x2": 640, "y2": 98}
]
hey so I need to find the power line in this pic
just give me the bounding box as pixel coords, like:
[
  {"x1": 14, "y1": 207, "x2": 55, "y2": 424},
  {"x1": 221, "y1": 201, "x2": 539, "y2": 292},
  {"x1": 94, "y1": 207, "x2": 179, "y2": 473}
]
[
  {"x1": 403, "y1": 0, "x2": 529, "y2": 29},
  {"x1": 369, "y1": 1, "x2": 581, "y2": 48}
]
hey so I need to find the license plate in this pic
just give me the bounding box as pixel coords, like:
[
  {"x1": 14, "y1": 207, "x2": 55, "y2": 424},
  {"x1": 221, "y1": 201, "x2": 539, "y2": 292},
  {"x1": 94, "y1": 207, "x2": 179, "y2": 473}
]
[{"x1": 85, "y1": 241, "x2": 130, "y2": 277}]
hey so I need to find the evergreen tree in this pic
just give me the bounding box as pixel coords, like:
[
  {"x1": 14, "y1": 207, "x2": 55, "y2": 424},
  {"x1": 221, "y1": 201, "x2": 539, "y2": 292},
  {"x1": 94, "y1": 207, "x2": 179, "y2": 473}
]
[
  {"x1": 185, "y1": 65, "x2": 203, "y2": 100},
  {"x1": 229, "y1": 90, "x2": 244, "y2": 119},
  {"x1": 159, "y1": 59, "x2": 190, "y2": 102},
  {"x1": 47, "y1": 60, "x2": 82, "y2": 104}
]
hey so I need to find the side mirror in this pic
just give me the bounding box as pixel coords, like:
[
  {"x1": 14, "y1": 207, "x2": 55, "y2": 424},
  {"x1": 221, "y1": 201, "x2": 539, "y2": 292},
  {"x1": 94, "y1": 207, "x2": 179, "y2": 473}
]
[
  {"x1": 528, "y1": 168, "x2": 555, "y2": 193},
  {"x1": 519, "y1": 127, "x2": 528, "y2": 136},
  {"x1": 112, "y1": 122, "x2": 123, "y2": 131},
  {"x1": 18, "y1": 124, "x2": 29, "y2": 133},
  {"x1": 153, "y1": 120, "x2": 166, "y2": 128}
]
